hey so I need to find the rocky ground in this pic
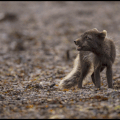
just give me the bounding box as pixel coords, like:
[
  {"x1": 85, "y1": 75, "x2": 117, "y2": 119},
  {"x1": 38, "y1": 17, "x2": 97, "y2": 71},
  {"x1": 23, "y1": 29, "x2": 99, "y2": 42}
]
[{"x1": 0, "y1": 1, "x2": 120, "y2": 119}]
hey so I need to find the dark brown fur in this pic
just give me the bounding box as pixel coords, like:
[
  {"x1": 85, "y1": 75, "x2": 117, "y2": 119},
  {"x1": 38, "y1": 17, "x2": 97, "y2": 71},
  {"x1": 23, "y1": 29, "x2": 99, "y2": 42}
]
[{"x1": 59, "y1": 28, "x2": 116, "y2": 89}]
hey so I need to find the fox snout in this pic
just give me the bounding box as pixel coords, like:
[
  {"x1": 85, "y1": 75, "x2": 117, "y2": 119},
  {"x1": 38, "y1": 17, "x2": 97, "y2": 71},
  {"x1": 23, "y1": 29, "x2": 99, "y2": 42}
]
[
  {"x1": 74, "y1": 39, "x2": 80, "y2": 45},
  {"x1": 74, "y1": 39, "x2": 82, "y2": 51},
  {"x1": 74, "y1": 40, "x2": 77, "y2": 45}
]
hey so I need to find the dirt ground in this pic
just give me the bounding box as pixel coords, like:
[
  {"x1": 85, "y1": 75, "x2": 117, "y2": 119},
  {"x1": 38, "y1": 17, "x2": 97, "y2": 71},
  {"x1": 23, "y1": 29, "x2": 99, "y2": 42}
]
[{"x1": 0, "y1": 1, "x2": 120, "y2": 119}]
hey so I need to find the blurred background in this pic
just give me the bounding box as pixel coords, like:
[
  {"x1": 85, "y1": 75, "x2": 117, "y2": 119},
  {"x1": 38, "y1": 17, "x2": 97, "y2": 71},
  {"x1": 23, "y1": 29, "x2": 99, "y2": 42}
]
[
  {"x1": 0, "y1": 1, "x2": 120, "y2": 74},
  {"x1": 0, "y1": 1, "x2": 120, "y2": 59},
  {"x1": 0, "y1": 1, "x2": 120, "y2": 63}
]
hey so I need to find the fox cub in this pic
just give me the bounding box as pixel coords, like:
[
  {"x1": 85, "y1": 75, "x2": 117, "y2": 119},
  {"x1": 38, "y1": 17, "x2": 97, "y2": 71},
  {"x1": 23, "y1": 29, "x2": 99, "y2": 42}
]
[{"x1": 59, "y1": 28, "x2": 116, "y2": 89}]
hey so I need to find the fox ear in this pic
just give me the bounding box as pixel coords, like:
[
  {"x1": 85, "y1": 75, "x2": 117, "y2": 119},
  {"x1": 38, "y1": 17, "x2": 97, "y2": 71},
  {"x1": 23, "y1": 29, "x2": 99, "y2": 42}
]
[
  {"x1": 102, "y1": 30, "x2": 107, "y2": 36},
  {"x1": 98, "y1": 30, "x2": 107, "y2": 40},
  {"x1": 93, "y1": 28, "x2": 98, "y2": 31}
]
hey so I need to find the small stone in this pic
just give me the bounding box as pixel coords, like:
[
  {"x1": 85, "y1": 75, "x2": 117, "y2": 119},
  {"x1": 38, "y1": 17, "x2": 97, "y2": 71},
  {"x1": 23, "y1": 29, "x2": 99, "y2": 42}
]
[
  {"x1": 49, "y1": 83, "x2": 56, "y2": 88},
  {"x1": 16, "y1": 96, "x2": 21, "y2": 100},
  {"x1": 0, "y1": 95, "x2": 4, "y2": 101},
  {"x1": 109, "y1": 113, "x2": 118, "y2": 119}
]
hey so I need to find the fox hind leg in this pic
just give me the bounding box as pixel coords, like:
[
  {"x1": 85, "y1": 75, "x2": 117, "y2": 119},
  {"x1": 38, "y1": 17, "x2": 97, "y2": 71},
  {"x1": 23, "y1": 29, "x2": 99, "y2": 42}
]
[{"x1": 91, "y1": 66, "x2": 105, "y2": 87}]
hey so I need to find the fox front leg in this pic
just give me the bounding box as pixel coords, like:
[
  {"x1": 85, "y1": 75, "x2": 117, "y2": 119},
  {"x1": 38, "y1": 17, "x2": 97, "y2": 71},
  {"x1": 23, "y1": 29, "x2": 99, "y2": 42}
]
[
  {"x1": 94, "y1": 66, "x2": 101, "y2": 88},
  {"x1": 78, "y1": 63, "x2": 90, "y2": 88},
  {"x1": 106, "y1": 63, "x2": 113, "y2": 88}
]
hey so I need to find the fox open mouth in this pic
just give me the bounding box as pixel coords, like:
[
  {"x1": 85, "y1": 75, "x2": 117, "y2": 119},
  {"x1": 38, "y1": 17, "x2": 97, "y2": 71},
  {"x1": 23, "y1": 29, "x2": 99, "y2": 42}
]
[{"x1": 76, "y1": 46, "x2": 82, "y2": 51}]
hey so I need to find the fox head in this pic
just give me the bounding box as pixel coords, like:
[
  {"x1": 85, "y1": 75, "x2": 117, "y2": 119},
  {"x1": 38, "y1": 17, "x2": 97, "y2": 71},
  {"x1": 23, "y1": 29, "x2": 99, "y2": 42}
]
[{"x1": 74, "y1": 28, "x2": 107, "y2": 52}]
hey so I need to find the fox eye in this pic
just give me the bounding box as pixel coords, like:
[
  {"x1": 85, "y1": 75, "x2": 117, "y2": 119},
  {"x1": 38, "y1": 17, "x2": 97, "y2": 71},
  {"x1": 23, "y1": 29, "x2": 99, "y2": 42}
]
[
  {"x1": 85, "y1": 36, "x2": 91, "y2": 40},
  {"x1": 85, "y1": 35, "x2": 92, "y2": 40}
]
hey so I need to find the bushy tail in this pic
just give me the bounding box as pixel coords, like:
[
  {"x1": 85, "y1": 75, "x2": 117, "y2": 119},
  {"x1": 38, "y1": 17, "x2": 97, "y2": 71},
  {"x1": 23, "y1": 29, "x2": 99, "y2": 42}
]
[{"x1": 59, "y1": 54, "x2": 81, "y2": 89}]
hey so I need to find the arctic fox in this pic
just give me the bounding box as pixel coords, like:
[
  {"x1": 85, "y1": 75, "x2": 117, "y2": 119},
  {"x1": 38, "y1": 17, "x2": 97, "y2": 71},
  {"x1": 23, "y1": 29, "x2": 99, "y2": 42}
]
[{"x1": 59, "y1": 28, "x2": 116, "y2": 89}]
